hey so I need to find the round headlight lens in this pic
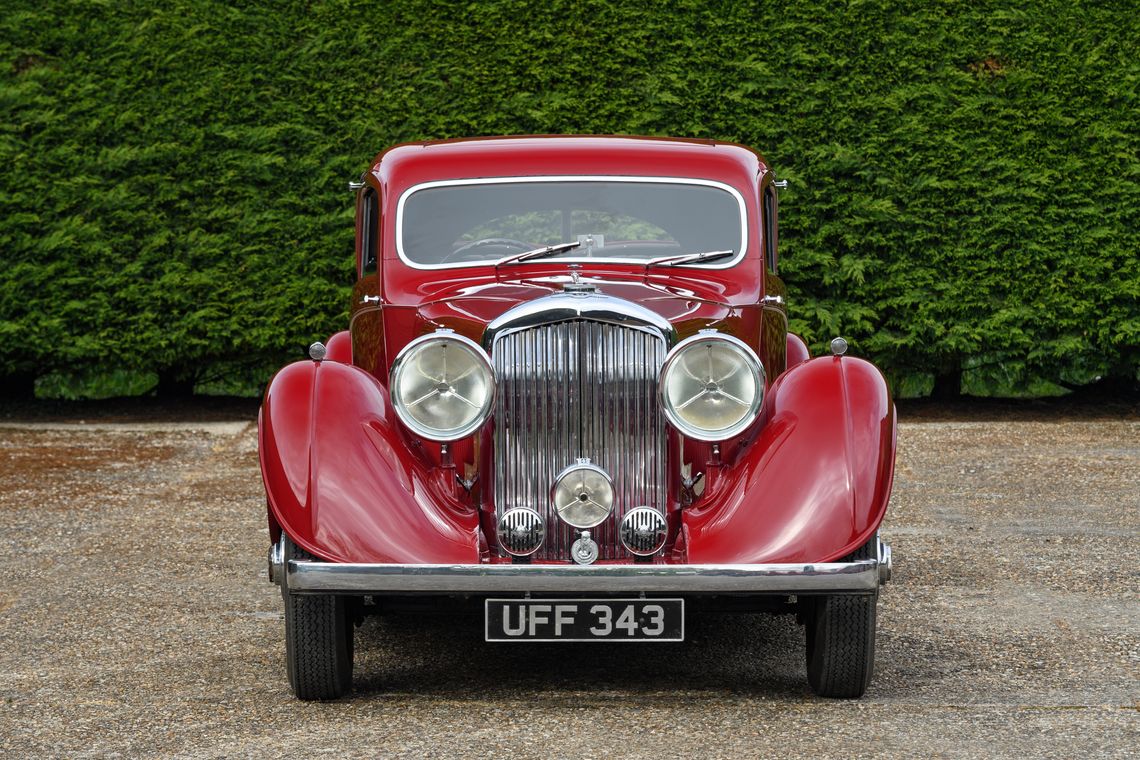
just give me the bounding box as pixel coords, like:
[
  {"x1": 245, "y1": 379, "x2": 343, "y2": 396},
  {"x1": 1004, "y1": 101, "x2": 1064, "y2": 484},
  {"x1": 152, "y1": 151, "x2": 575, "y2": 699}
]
[
  {"x1": 659, "y1": 333, "x2": 764, "y2": 441},
  {"x1": 550, "y1": 461, "x2": 615, "y2": 529},
  {"x1": 390, "y1": 332, "x2": 495, "y2": 441}
]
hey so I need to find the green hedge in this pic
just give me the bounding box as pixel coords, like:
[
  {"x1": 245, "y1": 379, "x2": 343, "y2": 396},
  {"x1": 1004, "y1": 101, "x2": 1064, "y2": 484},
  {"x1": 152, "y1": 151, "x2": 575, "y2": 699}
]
[{"x1": 2, "y1": 0, "x2": 1137, "y2": 398}]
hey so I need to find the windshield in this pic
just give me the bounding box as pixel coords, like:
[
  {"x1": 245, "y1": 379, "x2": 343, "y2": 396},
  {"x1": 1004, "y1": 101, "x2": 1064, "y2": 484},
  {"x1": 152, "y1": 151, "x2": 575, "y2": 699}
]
[{"x1": 397, "y1": 178, "x2": 746, "y2": 268}]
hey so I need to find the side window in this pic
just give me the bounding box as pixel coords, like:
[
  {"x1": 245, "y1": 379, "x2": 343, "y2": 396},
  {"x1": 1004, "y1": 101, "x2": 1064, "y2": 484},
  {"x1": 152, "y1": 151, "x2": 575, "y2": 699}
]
[
  {"x1": 361, "y1": 188, "x2": 378, "y2": 276},
  {"x1": 763, "y1": 186, "x2": 778, "y2": 273}
]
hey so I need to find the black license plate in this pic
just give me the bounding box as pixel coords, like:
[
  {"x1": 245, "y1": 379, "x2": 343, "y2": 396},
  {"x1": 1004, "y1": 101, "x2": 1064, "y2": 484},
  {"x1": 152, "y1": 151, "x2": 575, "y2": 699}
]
[{"x1": 485, "y1": 598, "x2": 684, "y2": 642}]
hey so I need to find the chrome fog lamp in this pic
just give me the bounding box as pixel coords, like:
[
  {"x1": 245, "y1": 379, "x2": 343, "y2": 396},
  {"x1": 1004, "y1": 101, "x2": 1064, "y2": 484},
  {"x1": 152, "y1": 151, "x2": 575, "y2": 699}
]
[
  {"x1": 390, "y1": 331, "x2": 495, "y2": 441},
  {"x1": 619, "y1": 507, "x2": 668, "y2": 556},
  {"x1": 497, "y1": 508, "x2": 545, "y2": 557},
  {"x1": 658, "y1": 332, "x2": 764, "y2": 441},
  {"x1": 550, "y1": 460, "x2": 615, "y2": 529}
]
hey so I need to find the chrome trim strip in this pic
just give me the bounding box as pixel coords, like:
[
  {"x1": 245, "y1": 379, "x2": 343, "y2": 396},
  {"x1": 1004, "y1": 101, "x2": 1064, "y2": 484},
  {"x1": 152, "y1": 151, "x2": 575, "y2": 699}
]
[
  {"x1": 394, "y1": 175, "x2": 749, "y2": 271},
  {"x1": 282, "y1": 558, "x2": 884, "y2": 594}
]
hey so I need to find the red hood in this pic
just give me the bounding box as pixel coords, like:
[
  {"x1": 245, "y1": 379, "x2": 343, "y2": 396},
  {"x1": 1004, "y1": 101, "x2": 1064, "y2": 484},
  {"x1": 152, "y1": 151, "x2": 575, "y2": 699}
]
[{"x1": 380, "y1": 266, "x2": 765, "y2": 355}]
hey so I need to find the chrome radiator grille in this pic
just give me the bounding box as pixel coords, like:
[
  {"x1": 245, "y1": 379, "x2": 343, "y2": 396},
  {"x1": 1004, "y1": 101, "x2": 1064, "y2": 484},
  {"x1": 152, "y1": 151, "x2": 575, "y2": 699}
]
[{"x1": 492, "y1": 320, "x2": 668, "y2": 559}]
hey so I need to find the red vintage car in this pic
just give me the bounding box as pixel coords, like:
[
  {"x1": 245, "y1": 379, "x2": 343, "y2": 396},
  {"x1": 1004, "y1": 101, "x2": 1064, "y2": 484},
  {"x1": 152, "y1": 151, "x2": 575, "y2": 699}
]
[{"x1": 260, "y1": 135, "x2": 895, "y2": 700}]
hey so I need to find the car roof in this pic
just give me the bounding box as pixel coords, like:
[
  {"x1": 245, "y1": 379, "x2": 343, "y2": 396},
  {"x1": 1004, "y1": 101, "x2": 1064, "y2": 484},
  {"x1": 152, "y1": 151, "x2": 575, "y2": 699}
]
[{"x1": 371, "y1": 135, "x2": 768, "y2": 190}]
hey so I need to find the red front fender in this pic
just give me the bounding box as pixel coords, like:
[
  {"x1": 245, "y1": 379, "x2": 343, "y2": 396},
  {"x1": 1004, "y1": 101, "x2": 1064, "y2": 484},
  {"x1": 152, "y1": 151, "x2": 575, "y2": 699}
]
[
  {"x1": 323, "y1": 330, "x2": 352, "y2": 362},
  {"x1": 258, "y1": 359, "x2": 480, "y2": 564},
  {"x1": 682, "y1": 355, "x2": 896, "y2": 564}
]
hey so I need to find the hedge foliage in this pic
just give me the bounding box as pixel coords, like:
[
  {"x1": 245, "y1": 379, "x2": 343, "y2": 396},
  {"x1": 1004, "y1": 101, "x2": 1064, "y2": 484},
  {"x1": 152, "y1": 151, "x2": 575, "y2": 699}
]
[{"x1": 2, "y1": 0, "x2": 1137, "y2": 397}]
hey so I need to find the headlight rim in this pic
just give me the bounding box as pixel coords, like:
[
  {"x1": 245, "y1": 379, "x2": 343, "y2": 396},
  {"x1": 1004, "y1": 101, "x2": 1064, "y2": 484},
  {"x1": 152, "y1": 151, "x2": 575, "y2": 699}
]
[
  {"x1": 658, "y1": 331, "x2": 765, "y2": 442},
  {"x1": 389, "y1": 330, "x2": 496, "y2": 442}
]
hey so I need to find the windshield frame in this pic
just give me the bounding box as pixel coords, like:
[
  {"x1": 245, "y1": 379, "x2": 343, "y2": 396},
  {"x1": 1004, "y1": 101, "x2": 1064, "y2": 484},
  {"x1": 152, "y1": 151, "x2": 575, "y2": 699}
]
[{"x1": 394, "y1": 175, "x2": 749, "y2": 271}]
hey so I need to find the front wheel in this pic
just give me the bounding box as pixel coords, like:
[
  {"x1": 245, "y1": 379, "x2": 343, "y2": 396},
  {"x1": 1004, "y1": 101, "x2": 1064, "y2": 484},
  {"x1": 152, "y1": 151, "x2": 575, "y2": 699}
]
[
  {"x1": 804, "y1": 592, "x2": 877, "y2": 698},
  {"x1": 804, "y1": 536, "x2": 878, "y2": 698},
  {"x1": 282, "y1": 537, "x2": 354, "y2": 700}
]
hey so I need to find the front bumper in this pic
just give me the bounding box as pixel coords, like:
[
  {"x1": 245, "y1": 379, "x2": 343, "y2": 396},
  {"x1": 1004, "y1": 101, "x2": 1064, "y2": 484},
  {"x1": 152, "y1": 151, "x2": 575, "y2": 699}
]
[{"x1": 269, "y1": 537, "x2": 892, "y2": 595}]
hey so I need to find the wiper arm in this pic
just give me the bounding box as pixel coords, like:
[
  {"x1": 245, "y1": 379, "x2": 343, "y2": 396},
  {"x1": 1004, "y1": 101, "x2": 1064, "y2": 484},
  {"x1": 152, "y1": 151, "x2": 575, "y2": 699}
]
[
  {"x1": 644, "y1": 249, "x2": 736, "y2": 268},
  {"x1": 495, "y1": 240, "x2": 582, "y2": 267}
]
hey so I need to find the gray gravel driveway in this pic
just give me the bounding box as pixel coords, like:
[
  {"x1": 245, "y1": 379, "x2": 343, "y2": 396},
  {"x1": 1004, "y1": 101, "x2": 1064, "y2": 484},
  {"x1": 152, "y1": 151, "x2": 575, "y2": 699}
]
[{"x1": 0, "y1": 415, "x2": 1136, "y2": 758}]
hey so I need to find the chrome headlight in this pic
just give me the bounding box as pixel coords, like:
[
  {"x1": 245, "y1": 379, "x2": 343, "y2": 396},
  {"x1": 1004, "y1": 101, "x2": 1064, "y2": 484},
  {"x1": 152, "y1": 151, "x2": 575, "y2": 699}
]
[
  {"x1": 497, "y1": 508, "x2": 545, "y2": 557},
  {"x1": 550, "y1": 460, "x2": 615, "y2": 529},
  {"x1": 390, "y1": 331, "x2": 495, "y2": 441},
  {"x1": 620, "y1": 507, "x2": 668, "y2": 556},
  {"x1": 658, "y1": 332, "x2": 764, "y2": 441}
]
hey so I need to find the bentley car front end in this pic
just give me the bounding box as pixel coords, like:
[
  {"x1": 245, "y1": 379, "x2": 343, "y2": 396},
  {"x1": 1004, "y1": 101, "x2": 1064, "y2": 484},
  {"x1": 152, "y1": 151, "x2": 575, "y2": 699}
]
[{"x1": 258, "y1": 136, "x2": 895, "y2": 699}]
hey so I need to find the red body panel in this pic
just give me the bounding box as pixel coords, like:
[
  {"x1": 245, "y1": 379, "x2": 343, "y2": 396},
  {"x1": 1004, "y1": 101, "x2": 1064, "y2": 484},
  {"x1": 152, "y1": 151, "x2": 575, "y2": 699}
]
[
  {"x1": 259, "y1": 359, "x2": 479, "y2": 564},
  {"x1": 786, "y1": 333, "x2": 811, "y2": 367},
  {"x1": 682, "y1": 356, "x2": 895, "y2": 564},
  {"x1": 323, "y1": 330, "x2": 352, "y2": 363}
]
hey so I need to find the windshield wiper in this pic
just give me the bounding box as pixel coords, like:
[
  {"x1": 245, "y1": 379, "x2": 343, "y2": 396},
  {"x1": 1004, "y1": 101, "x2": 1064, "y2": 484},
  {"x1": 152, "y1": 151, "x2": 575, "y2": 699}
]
[
  {"x1": 495, "y1": 240, "x2": 582, "y2": 267},
  {"x1": 644, "y1": 249, "x2": 735, "y2": 268}
]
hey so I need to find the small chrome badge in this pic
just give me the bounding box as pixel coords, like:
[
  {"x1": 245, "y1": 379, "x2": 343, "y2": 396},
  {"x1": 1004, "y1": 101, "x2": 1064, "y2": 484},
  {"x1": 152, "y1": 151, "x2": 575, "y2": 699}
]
[
  {"x1": 563, "y1": 264, "x2": 597, "y2": 293},
  {"x1": 571, "y1": 531, "x2": 599, "y2": 565}
]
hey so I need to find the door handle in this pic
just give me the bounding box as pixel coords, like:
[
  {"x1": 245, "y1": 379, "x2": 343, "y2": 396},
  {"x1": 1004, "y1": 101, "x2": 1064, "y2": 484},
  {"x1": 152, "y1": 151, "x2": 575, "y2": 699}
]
[{"x1": 360, "y1": 295, "x2": 381, "y2": 305}]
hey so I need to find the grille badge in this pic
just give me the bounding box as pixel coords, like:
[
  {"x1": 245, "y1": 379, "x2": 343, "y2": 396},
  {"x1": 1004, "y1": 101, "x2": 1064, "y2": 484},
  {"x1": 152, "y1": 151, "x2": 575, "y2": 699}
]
[{"x1": 562, "y1": 281, "x2": 597, "y2": 293}]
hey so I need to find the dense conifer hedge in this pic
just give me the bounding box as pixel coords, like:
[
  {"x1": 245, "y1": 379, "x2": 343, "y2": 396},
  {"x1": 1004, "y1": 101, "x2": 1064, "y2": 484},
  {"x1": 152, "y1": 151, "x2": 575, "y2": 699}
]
[{"x1": 2, "y1": 0, "x2": 1137, "y2": 397}]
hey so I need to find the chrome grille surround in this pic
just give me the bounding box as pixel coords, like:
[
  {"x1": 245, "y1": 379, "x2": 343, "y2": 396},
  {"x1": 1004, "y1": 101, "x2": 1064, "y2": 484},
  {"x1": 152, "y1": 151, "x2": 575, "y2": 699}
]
[{"x1": 486, "y1": 290, "x2": 674, "y2": 560}]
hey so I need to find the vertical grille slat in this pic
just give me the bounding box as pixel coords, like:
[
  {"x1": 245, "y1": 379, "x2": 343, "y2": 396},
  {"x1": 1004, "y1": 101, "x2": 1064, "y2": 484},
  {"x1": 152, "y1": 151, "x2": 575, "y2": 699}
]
[{"x1": 493, "y1": 320, "x2": 667, "y2": 560}]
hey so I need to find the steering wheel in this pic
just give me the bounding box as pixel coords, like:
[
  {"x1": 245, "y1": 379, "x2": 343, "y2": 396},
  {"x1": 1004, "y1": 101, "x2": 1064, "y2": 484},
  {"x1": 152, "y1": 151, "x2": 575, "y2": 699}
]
[{"x1": 441, "y1": 237, "x2": 533, "y2": 263}]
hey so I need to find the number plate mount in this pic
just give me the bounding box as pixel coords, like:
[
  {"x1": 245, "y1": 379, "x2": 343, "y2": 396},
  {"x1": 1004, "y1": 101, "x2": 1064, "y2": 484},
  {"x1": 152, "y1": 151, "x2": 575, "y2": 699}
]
[{"x1": 485, "y1": 598, "x2": 684, "y2": 642}]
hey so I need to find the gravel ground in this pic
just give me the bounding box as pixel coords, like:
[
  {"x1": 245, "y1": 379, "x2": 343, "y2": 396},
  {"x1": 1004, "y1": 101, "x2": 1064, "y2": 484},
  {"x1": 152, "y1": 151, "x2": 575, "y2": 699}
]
[{"x1": 0, "y1": 414, "x2": 1136, "y2": 758}]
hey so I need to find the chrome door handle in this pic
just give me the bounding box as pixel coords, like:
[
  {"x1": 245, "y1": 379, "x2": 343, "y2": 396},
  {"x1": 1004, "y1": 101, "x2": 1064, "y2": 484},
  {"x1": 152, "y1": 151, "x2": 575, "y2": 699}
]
[
  {"x1": 360, "y1": 295, "x2": 381, "y2": 304},
  {"x1": 762, "y1": 295, "x2": 785, "y2": 306}
]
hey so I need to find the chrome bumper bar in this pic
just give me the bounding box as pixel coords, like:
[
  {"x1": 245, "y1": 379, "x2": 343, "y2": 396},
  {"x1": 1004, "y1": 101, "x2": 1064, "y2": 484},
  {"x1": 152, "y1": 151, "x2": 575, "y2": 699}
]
[{"x1": 270, "y1": 538, "x2": 892, "y2": 595}]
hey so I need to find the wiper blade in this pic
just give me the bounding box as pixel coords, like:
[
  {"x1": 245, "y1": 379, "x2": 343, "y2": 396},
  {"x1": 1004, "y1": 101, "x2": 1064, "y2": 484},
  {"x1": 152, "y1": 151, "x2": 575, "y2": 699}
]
[
  {"x1": 645, "y1": 249, "x2": 736, "y2": 268},
  {"x1": 495, "y1": 240, "x2": 582, "y2": 267}
]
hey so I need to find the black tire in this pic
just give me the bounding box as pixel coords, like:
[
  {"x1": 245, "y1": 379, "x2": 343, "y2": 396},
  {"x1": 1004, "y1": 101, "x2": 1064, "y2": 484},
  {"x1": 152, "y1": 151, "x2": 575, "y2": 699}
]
[
  {"x1": 804, "y1": 538, "x2": 878, "y2": 698},
  {"x1": 282, "y1": 537, "x2": 354, "y2": 700}
]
